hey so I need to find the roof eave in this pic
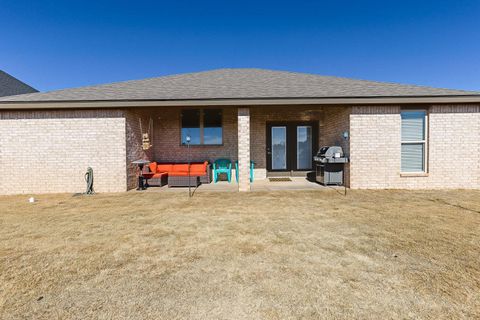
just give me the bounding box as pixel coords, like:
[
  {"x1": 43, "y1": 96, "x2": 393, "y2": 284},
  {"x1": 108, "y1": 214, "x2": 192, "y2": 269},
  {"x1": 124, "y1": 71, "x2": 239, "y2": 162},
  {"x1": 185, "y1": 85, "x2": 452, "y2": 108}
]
[{"x1": 0, "y1": 95, "x2": 480, "y2": 109}]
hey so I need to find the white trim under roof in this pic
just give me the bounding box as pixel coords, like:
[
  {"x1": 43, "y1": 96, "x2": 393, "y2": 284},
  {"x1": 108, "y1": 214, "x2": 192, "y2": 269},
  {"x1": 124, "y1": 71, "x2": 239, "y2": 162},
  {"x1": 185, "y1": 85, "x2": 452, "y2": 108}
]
[{"x1": 1, "y1": 95, "x2": 480, "y2": 109}]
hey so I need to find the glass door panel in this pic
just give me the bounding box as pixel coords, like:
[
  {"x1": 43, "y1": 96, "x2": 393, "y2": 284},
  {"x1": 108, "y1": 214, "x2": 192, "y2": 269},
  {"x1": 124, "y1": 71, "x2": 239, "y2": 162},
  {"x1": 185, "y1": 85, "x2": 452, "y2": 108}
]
[
  {"x1": 296, "y1": 126, "x2": 312, "y2": 170},
  {"x1": 271, "y1": 126, "x2": 287, "y2": 170}
]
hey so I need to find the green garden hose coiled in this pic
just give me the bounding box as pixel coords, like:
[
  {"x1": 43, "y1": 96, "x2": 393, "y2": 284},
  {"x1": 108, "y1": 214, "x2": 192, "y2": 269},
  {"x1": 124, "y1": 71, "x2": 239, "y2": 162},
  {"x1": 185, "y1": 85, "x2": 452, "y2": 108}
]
[{"x1": 85, "y1": 167, "x2": 95, "y2": 195}]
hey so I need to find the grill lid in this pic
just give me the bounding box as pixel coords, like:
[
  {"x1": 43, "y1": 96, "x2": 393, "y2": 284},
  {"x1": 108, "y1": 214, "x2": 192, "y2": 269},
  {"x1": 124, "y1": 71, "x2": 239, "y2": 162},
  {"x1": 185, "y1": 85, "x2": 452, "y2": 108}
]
[{"x1": 315, "y1": 146, "x2": 344, "y2": 158}]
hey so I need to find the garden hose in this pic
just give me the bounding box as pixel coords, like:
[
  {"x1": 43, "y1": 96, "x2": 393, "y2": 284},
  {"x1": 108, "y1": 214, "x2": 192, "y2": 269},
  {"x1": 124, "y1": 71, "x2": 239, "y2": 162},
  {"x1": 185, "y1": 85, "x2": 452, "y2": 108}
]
[{"x1": 85, "y1": 167, "x2": 95, "y2": 195}]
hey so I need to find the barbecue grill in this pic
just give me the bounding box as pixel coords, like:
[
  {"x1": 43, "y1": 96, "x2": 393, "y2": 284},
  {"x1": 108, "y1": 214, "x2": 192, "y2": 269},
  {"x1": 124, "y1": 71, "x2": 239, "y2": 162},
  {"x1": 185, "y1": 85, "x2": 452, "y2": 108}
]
[{"x1": 313, "y1": 146, "x2": 348, "y2": 185}]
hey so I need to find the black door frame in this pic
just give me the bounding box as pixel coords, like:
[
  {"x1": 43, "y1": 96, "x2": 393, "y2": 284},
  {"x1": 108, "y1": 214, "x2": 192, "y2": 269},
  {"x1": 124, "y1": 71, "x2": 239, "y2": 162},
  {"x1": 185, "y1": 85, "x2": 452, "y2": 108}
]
[{"x1": 266, "y1": 121, "x2": 318, "y2": 172}]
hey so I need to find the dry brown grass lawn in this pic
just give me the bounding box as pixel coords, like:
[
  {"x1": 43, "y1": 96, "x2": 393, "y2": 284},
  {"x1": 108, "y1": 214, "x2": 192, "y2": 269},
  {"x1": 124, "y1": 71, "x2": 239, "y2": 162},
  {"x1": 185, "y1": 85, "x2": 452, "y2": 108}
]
[{"x1": 0, "y1": 190, "x2": 479, "y2": 319}]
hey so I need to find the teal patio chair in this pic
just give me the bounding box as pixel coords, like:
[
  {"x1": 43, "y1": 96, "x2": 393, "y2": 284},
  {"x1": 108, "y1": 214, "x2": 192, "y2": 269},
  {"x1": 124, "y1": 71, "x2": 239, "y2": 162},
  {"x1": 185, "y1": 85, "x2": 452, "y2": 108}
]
[
  {"x1": 213, "y1": 158, "x2": 232, "y2": 183},
  {"x1": 235, "y1": 160, "x2": 254, "y2": 183}
]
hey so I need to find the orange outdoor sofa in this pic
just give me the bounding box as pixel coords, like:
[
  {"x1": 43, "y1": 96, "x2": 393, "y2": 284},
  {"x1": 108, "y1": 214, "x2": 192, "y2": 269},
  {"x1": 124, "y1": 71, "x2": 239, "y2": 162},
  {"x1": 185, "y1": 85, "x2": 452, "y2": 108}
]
[{"x1": 147, "y1": 161, "x2": 212, "y2": 187}]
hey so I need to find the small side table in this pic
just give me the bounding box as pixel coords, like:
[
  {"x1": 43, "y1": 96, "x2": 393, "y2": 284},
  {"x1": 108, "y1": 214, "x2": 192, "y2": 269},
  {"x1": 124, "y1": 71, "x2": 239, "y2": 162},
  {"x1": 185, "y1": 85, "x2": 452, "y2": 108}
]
[
  {"x1": 142, "y1": 172, "x2": 155, "y2": 188},
  {"x1": 132, "y1": 159, "x2": 150, "y2": 191}
]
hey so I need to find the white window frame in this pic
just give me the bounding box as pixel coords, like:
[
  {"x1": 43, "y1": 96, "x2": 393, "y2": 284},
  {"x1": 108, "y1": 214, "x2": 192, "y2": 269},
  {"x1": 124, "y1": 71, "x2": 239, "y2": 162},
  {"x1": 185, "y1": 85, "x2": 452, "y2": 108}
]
[{"x1": 400, "y1": 109, "x2": 428, "y2": 174}]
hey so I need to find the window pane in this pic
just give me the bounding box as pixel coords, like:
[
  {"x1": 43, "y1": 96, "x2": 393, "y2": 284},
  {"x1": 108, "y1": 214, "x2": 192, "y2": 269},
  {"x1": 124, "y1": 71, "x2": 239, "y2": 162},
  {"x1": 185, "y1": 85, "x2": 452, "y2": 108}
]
[
  {"x1": 203, "y1": 109, "x2": 222, "y2": 144},
  {"x1": 401, "y1": 143, "x2": 424, "y2": 172},
  {"x1": 181, "y1": 109, "x2": 200, "y2": 128},
  {"x1": 204, "y1": 128, "x2": 222, "y2": 145},
  {"x1": 181, "y1": 109, "x2": 200, "y2": 145},
  {"x1": 402, "y1": 111, "x2": 425, "y2": 141},
  {"x1": 181, "y1": 128, "x2": 201, "y2": 145},
  {"x1": 204, "y1": 109, "x2": 222, "y2": 127},
  {"x1": 272, "y1": 126, "x2": 287, "y2": 170},
  {"x1": 297, "y1": 126, "x2": 312, "y2": 170}
]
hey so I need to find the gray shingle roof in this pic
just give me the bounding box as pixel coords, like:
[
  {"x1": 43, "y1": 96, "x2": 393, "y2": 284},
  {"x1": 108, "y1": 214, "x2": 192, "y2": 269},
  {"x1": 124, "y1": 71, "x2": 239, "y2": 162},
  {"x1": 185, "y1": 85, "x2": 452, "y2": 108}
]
[
  {"x1": 0, "y1": 68, "x2": 478, "y2": 102},
  {"x1": 0, "y1": 70, "x2": 38, "y2": 97}
]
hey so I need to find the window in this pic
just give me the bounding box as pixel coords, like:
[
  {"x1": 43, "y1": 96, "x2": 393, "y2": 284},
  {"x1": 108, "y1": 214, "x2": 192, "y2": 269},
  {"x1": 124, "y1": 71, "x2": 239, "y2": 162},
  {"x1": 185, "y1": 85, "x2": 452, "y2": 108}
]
[
  {"x1": 401, "y1": 110, "x2": 427, "y2": 173},
  {"x1": 181, "y1": 109, "x2": 201, "y2": 145},
  {"x1": 296, "y1": 126, "x2": 312, "y2": 170},
  {"x1": 181, "y1": 109, "x2": 223, "y2": 145},
  {"x1": 203, "y1": 109, "x2": 223, "y2": 145}
]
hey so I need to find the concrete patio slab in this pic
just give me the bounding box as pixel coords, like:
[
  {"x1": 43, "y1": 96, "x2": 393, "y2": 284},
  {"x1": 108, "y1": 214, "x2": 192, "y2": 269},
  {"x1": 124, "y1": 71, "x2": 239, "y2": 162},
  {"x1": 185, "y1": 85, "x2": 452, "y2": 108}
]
[{"x1": 138, "y1": 177, "x2": 344, "y2": 193}]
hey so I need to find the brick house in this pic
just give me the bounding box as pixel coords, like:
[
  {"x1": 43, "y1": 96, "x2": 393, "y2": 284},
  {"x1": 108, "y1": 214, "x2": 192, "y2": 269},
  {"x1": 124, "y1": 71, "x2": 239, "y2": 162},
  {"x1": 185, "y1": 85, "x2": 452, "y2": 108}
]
[{"x1": 0, "y1": 68, "x2": 479, "y2": 194}]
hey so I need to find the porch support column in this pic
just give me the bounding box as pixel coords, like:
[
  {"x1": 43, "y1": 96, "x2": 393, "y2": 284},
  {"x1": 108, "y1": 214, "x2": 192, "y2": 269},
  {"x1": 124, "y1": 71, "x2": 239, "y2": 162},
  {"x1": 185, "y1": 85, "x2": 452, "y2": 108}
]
[{"x1": 237, "y1": 107, "x2": 251, "y2": 192}]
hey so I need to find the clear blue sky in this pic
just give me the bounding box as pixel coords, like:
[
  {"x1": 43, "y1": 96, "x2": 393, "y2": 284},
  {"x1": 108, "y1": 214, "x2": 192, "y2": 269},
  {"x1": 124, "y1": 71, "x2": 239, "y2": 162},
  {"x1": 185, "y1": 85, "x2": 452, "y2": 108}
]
[{"x1": 1, "y1": 0, "x2": 479, "y2": 92}]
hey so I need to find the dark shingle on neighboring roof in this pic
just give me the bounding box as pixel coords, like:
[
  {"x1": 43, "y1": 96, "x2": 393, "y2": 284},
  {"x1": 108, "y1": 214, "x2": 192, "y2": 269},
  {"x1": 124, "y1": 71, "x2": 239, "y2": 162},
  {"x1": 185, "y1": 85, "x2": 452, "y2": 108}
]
[
  {"x1": 0, "y1": 70, "x2": 38, "y2": 97},
  {"x1": 0, "y1": 68, "x2": 478, "y2": 102}
]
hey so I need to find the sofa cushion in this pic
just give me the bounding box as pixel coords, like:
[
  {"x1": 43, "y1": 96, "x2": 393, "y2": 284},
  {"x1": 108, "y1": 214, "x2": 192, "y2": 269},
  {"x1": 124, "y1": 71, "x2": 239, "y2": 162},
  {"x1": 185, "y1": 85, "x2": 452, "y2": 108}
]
[
  {"x1": 169, "y1": 171, "x2": 189, "y2": 176},
  {"x1": 149, "y1": 162, "x2": 157, "y2": 173},
  {"x1": 190, "y1": 163, "x2": 206, "y2": 173},
  {"x1": 172, "y1": 164, "x2": 189, "y2": 172},
  {"x1": 156, "y1": 164, "x2": 173, "y2": 173}
]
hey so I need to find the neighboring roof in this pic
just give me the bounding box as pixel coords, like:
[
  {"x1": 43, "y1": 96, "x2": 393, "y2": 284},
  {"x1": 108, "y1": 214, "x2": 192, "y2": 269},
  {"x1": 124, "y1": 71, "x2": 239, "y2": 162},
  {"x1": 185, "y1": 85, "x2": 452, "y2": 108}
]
[
  {"x1": 0, "y1": 68, "x2": 479, "y2": 108},
  {"x1": 0, "y1": 70, "x2": 38, "y2": 97}
]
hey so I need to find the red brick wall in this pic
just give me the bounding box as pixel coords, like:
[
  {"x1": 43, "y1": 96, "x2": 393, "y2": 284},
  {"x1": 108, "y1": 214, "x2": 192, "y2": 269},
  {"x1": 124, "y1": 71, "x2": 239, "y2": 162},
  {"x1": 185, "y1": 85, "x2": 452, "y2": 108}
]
[
  {"x1": 321, "y1": 106, "x2": 351, "y2": 186},
  {"x1": 125, "y1": 105, "x2": 351, "y2": 180},
  {"x1": 152, "y1": 106, "x2": 238, "y2": 163},
  {"x1": 125, "y1": 110, "x2": 154, "y2": 189},
  {"x1": 250, "y1": 105, "x2": 325, "y2": 169}
]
